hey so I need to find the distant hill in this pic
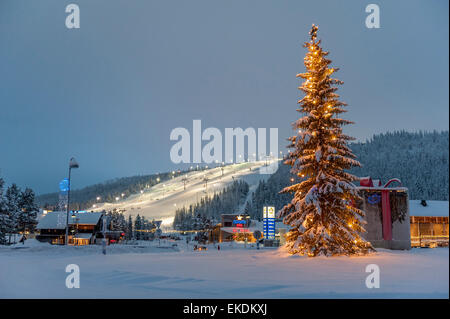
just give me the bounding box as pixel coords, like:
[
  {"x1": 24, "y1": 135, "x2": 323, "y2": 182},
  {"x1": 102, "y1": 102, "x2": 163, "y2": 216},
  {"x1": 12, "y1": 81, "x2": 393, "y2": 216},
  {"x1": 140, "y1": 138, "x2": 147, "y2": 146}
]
[
  {"x1": 36, "y1": 165, "x2": 217, "y2": 210},
  {"x1": 244, "y1": 130, "x2": 449, "y2": 219},
  {"x1": 36, "y1": 171, "x2": 177, "y2": 210},
  {"x1": 350, "y1": 130, "x2": 448, "y2": 200},
  {"x1": 38, "y1": 130, "x2": 448, "y2": 214}
]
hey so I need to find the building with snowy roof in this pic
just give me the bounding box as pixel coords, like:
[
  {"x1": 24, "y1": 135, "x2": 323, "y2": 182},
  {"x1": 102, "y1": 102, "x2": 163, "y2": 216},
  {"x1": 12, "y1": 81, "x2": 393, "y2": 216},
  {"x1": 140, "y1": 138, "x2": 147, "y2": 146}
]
[
  {"x1": 217, "y1": 214, "x2": 256, "y2": 242},
  {"x1": 409, "y1": 200, "x2": 449, "y2": 247},
  {"x1": 212, "y1": 214, "x2": 290, "y2": 245},
  {"x1": 355, "y1": 177, "x2": 448, "y2": 249},
  {"x1": 36, "y1": 211, "x2": 104, "y2": 245}
]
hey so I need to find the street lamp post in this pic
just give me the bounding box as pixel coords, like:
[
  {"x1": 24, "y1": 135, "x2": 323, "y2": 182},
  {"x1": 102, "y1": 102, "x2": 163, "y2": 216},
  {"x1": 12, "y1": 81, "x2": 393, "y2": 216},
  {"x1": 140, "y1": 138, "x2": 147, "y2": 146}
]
[{"x1": 65, "y1": 157, "x2": 79, "y2": 245}]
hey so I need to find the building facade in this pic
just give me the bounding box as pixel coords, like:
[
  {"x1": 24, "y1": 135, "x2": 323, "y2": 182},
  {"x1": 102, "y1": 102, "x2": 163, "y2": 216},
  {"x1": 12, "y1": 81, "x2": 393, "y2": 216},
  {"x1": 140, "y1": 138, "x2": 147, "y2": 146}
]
[{"x1": 36, "y1": 211, "x2": 104, "y2": 245}]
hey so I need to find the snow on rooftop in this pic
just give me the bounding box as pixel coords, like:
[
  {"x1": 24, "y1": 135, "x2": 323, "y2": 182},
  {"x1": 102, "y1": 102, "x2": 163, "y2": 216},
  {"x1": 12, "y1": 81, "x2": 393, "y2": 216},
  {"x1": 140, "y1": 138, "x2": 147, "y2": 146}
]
[
  {"x1": 36, "y1": 211, "x2": 103, "y2": 229},
  {"x1": 409, "y1": 200, "x2": 449, "y2": 217},
  {"x1": 73, "y1": 233, "x2": 93, "y2": 239},
  {"x1": 357, "y1": 186, "x2": 408, "y2": 191}
]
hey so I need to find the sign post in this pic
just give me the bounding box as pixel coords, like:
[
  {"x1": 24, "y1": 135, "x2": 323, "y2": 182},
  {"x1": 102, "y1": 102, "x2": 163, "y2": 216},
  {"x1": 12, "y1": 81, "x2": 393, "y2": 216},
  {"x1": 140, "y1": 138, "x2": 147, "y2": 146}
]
[
  {"x1": 263, "y1": 206, "x2": 276, "y2": 241},
  {"x1": 253, "y1": 230, "x2": 262, "y2": 250},
  {"x1": 58, "y1": 178, "x2": 69, "y2": 211},
  {"x1": 154, "y1": 220, "x2": 162, "y2": 246}
]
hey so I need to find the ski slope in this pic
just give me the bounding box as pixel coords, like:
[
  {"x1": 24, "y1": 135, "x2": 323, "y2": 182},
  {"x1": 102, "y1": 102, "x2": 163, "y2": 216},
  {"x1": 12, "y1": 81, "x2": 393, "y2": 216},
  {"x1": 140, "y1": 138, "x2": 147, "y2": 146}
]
[{"x1": 91, "y1": 161, "x2": 274, "y2": 228}]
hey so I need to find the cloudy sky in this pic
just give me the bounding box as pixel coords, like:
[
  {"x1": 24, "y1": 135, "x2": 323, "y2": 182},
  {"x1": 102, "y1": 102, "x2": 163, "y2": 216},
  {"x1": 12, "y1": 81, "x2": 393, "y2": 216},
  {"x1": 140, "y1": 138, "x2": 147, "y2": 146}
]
[{"x1": 0, "y1": 0, "x2": 448, "y2": 194}]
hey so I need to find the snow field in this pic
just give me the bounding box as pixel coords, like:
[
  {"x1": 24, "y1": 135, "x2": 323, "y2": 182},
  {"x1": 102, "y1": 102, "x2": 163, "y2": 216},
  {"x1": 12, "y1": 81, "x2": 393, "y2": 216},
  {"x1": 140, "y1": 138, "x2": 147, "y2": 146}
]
[{"x1": 0, "y1": 240, "x2": 447, "y2": 298}]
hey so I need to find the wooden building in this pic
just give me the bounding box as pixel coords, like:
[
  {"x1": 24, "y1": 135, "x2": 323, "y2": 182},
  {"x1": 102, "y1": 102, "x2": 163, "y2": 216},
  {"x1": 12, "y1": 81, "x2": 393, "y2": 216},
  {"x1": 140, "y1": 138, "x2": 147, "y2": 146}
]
[
  {"x1": 218, "y1": 214, "x2": 258, "y2": 242},
  {"x1": 36, "y1": 211, "x2": 104, "y2": 245},
  {"x1": 409, "y1": 200, "x2": 449, "y2": 247}
]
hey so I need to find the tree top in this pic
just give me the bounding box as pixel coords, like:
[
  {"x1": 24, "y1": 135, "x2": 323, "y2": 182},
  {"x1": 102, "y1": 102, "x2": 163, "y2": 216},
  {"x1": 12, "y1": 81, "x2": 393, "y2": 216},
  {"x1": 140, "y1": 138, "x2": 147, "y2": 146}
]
[{"x1": 309, "y1": 24, "x2": 318, "y2": 42}]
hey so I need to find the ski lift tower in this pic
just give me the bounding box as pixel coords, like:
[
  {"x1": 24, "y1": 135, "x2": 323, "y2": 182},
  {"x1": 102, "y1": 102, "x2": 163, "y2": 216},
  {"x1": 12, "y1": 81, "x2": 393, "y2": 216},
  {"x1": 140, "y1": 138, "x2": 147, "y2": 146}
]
[
  {"x1": 203, "y1": 176, "x2": 209, "y2": 193},
  {"x1": 181, "y1": 176, "x2": 188, "y2": 190}
]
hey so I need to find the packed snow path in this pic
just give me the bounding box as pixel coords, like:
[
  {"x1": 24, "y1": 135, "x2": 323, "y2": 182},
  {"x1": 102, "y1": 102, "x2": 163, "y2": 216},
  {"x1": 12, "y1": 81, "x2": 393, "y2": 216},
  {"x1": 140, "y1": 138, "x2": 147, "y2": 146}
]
[
  {"x1": 91, "y1": 161, "x2": 272, "y2": 227},
  {"x1": 0, "y1": 241, "x2": 447, "y2": 298}
]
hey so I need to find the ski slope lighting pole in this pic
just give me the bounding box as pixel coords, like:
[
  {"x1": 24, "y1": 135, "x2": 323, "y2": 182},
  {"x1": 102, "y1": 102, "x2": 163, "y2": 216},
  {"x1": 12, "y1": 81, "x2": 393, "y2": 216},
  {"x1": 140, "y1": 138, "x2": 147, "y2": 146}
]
[
  {"x1": 182, "y1": 177, "x2": 188, "y2": 190},
  {"x1": 65, "y1": 157, "x2": 79, "y2": 245}
]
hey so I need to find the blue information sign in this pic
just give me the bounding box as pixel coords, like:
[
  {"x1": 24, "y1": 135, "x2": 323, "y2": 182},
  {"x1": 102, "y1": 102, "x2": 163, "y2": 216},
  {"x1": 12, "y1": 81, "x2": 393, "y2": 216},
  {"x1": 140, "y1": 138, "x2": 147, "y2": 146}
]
[
  {"x1": 263, "y1": 206, "x2": 276, "y2": 240},
  {"x1": 59, "y1": 178, "x2": 70, "y2": 194}
]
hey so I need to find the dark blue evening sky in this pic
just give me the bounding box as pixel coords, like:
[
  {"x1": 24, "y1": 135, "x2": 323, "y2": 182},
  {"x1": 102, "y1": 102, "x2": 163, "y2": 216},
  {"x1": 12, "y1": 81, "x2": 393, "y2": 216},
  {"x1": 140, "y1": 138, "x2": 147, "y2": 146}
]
[{"x1": 0, "y1": 0, "x2": 448, "y2": 194}]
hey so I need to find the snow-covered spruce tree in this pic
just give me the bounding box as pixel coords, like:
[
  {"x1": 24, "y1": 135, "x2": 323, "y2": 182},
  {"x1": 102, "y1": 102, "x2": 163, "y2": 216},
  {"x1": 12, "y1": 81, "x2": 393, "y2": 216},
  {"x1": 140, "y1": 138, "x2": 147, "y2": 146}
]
[
  {"x1": 134, "y1": 214, "x2": 142, "y2": 240},
  {"x1": 279, "y1": 25, "x2": 373, "y2": 257},
  {"x1": 0, "y1": 178, "x2": 11, "y2": 245},
  {"x1": 126, "y1": 215, "x2": 133, "y2": 240},
  {"x1": 18, "y1": 188, "x2": 39, "y2": 233},
  {"x1": 5, "y1": 183, "x2": 21, "y2": 244}
]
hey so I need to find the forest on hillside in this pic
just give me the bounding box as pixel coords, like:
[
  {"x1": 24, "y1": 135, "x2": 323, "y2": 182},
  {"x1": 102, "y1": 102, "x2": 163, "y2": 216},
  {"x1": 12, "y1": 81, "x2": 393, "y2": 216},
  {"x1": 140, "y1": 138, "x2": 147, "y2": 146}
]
[
  {"x1": 244, "y1": 130, "x2": 449, "y2": 219},
  {"x1": 35, "y1": 171, "x2": 177, "y2": 210},
  {"x1": 350, "y1": 130, "x2": 448, "y2": 200},
  {"x1": 173, "y1": 180, "x2": 249, "y2": 230},
  {"x1": 35, "y1": 166, "x2": 215, "y2": 210},
  {"x1": 37, "y1": 130, "x2": 448, "y2": 220}
]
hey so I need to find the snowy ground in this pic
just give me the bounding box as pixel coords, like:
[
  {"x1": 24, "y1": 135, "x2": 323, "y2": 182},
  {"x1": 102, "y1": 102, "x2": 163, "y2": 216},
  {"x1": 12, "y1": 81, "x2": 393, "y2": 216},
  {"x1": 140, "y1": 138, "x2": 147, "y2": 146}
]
[
  {"x1": 0, "y1": 240, "x2": 447, "y2": 299},
  {"x1": 89, "y1": 161, "x2": 272, "y2": 227}
]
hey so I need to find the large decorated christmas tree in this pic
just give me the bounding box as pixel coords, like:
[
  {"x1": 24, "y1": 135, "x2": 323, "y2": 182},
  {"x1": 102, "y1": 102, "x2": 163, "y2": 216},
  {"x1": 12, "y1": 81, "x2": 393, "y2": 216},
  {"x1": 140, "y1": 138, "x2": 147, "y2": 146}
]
[{"x1": 279, "y1": 25, "x2": 373, "y2": 257}]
